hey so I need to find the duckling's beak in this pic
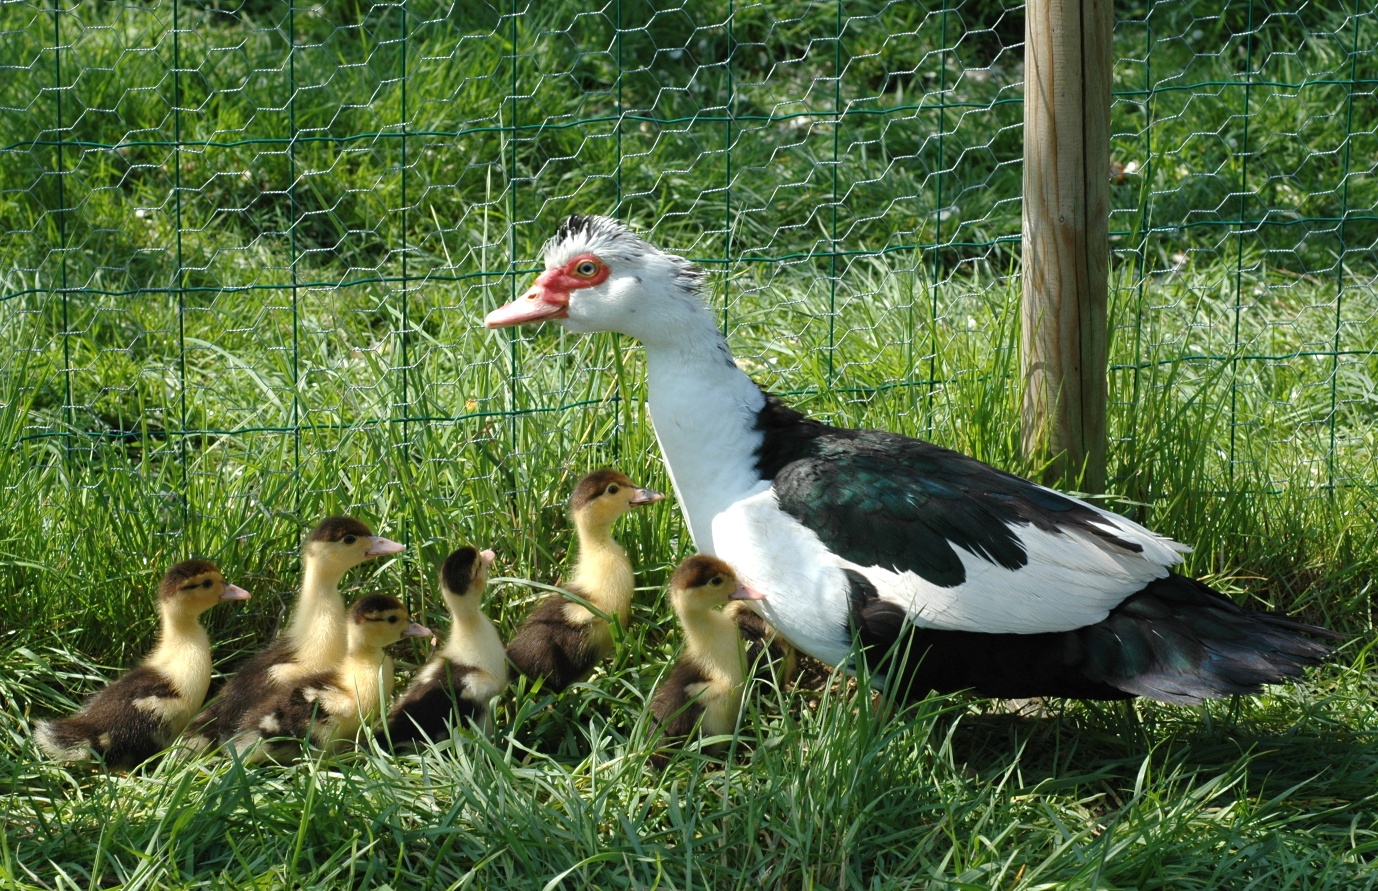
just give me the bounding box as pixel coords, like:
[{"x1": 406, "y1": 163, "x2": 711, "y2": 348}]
[
  {"x1": 729, "y1": 583, "x2": 766, "y2": 602},
  {"x1": 479, "y1": 549, "x2": 497, "y2": 568},
  {"x1": 402, "y1": 622, "x2": 432, "y2": 638},
  {"x1": 219, "y1": 584, "x2": 252, "y2": 602},
  {"x1": 628, "y1": 487, "x2": 665, "y2": 506},
  {"x1": 366, "y1": 536, "x2": 406, "y2": 557}
]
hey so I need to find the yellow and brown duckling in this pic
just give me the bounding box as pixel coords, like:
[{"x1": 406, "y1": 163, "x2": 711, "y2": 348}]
[
  {"x1": 227, "y1": 593, "x2": 429, "y2": 761},
  {"x1": 185, "y1": 516, "x2": 404, "y2": 747},
  {"x1": 648, "y1": 555, "x2": 765, "y2": 763},
  {"x1": 34, "y1": 560, "x2": 251, "y2": 770},
  {"x1": 506, "y1": 469, "x2": 663, "y2": 692},
  {"x1": 382, "y1": 546, "x2": 509, "y2": 748}
]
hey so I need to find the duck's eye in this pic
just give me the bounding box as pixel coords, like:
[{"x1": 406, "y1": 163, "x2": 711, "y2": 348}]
[
  {"x1": 574, "y1": 259, "x2": 599, "y2": 277},
  {"x1": 710, "y1": 576, "x2": 723, "y2": 586},
  {"x1": 388, "y1": 615, "x2": 399, "y2": 624},
  {"x1": 606, "y1": 484, "x2": 620, "y2": 495},
  {"x1": 343, "y1": 535, "x2": 357, "y2": 545},
  {"x1": 202, "y1": 579, "x2": 214, "y2": 588}
]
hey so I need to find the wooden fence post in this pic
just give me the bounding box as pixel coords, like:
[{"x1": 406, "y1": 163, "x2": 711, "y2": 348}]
[{"x1": 1021, "y1": 0, "x2": 1112, "y2": 492}]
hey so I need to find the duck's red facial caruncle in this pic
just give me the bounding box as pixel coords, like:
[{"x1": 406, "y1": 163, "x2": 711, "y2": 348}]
[{"x1": 485, "y1": 253, "x2": 609, "y2": 328}]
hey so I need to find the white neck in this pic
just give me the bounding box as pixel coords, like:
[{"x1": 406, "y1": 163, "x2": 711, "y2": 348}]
[
  {"x1": 642, "y1": 311, "x2": 767, "y2": 553},
  {"x1": 444, "y1": 601, "x2": 492, "y2": 646}
]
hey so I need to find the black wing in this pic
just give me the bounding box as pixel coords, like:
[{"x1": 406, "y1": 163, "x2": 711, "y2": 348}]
[
  {"x1": 382, "y1": 660, "x2": 484, "y2": 749},
  {"x1": 769, "y1": 429, "x2": 1142, "y2": 589},
  {"x1": 648, "y1": 659, "x2": 709, "y2": 744},
  {"x1": 185, "y1": 641, "x2": 294, "y2": 744},
  {"x1": 506, "y1": 595, "x2": 601, "y2": 692},
  {"x1": 40, "y1": 666, "x2": 180, "y2": 769}
]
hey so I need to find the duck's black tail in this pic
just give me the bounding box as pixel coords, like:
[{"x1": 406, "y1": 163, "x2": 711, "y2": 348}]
[
  {"x1": 850, "y1": 572, "x2": 1338, "y2": 704},
  {"x1": 1080, "y1": 573, "x2": 1339, "y2": 705}
]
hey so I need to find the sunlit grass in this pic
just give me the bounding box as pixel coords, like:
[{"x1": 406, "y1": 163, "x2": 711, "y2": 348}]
[{"x1": 2, "y1": 1, "x2": 1377, "y2": 888}]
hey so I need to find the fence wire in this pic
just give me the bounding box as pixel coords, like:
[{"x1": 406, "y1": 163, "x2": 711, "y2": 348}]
[{"x1": 1, "y1": 0, "x2": 1375, "y2": 548}]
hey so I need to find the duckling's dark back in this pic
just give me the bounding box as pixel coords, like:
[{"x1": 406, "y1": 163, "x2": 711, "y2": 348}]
[
  {"x1": 35, "y1": 668, "x2": 181, "y2": 769},
  {"x1": 381, "y1": 661, "x2": 488, "y2": 748}
]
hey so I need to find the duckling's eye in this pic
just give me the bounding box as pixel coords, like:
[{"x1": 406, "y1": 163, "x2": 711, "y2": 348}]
[
  {"x1": 387, "y1": 615, "x2": 398, "y2": 624},
  {"x1": 202, "y1": 579, "x2": 214, "y2": 588},
  {"x1": 710, "y1": 576, "x2": 723, "y2": 586},
  {"x1": 343, "y1": 535, "x2": 358, "y2": 545},
  {"x1": 574, "y1": 259, "x2": 599, "y2": 277},
  {"x1": 606, "y1": 484, "x2": 620, "y2": 495}
]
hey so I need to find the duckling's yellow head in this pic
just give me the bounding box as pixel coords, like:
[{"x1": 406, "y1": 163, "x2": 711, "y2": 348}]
[
  {"x1": 302, "y1": 516, "x2": 406, "y2": 580},
  {"x1": 438, "y1": 546, "x2": 495, "y2": 604},
  {"x1": 160, "y1": 559, "x2": 251, "y2": 615},
  {"x1": 346, "y1": 593, "x2": 431, "y2": 651},
  {"x1": 668, "y1": 555, "x2": 765, "y2": 616},
  {"x1": 569, "y1": 468, "x2": 665, "y2": 529}
]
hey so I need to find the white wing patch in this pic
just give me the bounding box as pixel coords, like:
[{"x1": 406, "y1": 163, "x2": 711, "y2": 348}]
[
  {"x1": 848, "y1": 520, "x2": 1180, "y2": 634},
  {"x1": 412, "y1": 661, "x2": 444, "y2": 689},
  {"x1": 710, "y1": 483, "x2": 1194, "y2": 646},
  {"x1": 1043, "y1": 481, "x2": 1192, "y2": 569},
  {"x1": 683, "y1": 681, "x2": 712, "y2": 700},
  {"x1": 465, "y1": 669, "x2": 508, "y2": 704}
]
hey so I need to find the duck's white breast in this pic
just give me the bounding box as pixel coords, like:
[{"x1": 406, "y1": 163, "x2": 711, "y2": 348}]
[{"x1": 710, "y1": 486, "x2": 855, "y2": 668}]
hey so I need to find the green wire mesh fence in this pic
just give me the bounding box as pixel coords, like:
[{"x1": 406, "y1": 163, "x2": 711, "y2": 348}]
[{"x1": 1, "y1": 0, "x2": 1375, "y2": 554}]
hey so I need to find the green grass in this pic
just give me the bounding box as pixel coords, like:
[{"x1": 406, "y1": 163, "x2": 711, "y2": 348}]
[{"x1": 2, "y1": 1, "x2": 1377, "y2": 888}]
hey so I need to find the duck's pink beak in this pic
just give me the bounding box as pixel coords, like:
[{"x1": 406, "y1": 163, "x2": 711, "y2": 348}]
[
  {"x1": 485, "y1": 271, "x2": 570, "y2": 328},
  {"x1": 219, "y1": 584, "x2": 252, "y2": 602},
  {"x1": 403, "y1": 622, "x2": 432, "y2": 639},
  {"x1": 366, "y1": 536, "x2": 406, "y2": 557},
  {"x1": 729, "y1": 583, "x2": 767, "y2": 602},
  {"x1": 479, "y1": 549, "x2": 496, "y2": 567}
]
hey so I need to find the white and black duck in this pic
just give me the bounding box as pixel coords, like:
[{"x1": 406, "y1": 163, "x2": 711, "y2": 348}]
[{"x1": 485, "y1": 214, "x2": 1337, "y2": 705}]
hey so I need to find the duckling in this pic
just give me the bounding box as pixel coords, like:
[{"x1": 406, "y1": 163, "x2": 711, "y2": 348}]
[
  {"x1": 506, "y1": 469, "x2": 663, "y2": 692},
  {"x1": 34, "y1": 560, "x2": 251, "y2": 770},
  {"x1": 648, "y1": 555, "x2": 765, "y2": 762},
  {"x1": 185, "y1": 516, "x2": 404, "y2": 746},
  {"x1": 382, "y1": 546, "x2": 509, "y2": 748},
  {"x1": 228, "y1": 594, "x2": 430, "y2": 761}
]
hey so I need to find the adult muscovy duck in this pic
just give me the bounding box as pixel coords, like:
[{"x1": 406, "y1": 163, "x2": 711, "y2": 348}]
[{"x1": 484, "y1": 215, "x2": 1336, "y2": 704}]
